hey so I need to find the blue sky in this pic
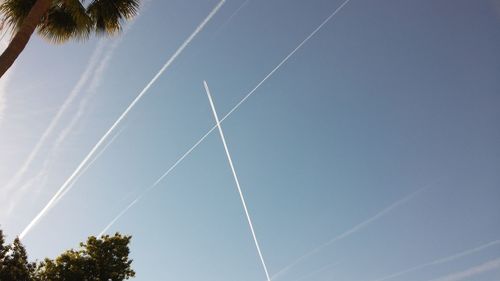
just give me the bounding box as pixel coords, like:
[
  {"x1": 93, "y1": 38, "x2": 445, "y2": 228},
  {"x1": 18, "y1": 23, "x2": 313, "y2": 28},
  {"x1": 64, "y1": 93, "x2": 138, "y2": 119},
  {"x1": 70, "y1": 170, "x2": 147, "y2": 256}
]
[{"x1": 1, "y1": 0, "x2": 500, "y2": 280}]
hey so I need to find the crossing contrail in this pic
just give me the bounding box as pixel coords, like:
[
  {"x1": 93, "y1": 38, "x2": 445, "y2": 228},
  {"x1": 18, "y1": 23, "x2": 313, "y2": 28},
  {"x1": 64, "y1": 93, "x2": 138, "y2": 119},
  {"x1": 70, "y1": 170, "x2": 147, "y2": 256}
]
[
  {"x1": 368, "y1": 239, "x2": 500, "y2": 281},
  {"x1": 19, "y1": 0, "x2": 226, "y2": 240},
  {"x1": 204, "y1": 80, "x2": 271, "y2": 281},
  {"x1": 271, "y1": 187, "x2": 428, "y2": 281},
  {"x1": 99, "y1": 0, "x2": 353, "y2": 242}
]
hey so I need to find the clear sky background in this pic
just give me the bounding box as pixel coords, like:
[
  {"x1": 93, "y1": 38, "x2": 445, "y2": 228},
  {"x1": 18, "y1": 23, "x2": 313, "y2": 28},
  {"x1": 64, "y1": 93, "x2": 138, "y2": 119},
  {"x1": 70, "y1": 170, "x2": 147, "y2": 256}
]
[{"x1": 1, "y1": 0, "x2": 500, "y2": 280}]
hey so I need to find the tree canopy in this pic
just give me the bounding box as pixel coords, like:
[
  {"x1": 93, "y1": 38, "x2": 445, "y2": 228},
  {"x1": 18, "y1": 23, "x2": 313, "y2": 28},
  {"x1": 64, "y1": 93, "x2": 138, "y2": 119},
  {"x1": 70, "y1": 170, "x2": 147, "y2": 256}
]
[{"x1": 0, "y1": 229, "x2": 135, "y2": 281}]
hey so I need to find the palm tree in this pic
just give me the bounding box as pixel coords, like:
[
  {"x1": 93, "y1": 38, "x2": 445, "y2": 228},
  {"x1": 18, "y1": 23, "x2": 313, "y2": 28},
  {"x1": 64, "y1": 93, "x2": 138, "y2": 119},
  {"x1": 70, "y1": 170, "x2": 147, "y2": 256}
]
[{"x1": 0, "y1": 0, "x2": 140, "y2": 78}]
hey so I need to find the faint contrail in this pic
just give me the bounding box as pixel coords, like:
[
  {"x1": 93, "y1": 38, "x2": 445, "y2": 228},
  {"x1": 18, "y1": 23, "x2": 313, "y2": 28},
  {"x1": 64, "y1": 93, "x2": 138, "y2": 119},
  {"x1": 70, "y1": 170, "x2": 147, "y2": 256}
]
[
  {"x1": 368, "y1": 239, "x2": 500, "y2": 281},
  {"x1": 215, "y1": 0, "x2": 250, "y2": 34},
  {"x1": 21, "y1": 1, "x2": 151, "y2": 205},
  {"x1": 271, "y1": 187, "x2": 428, "y2": 281},
  {"x1": 7, "y1": 127, "x2": 125, "y2": 216},
  {"x1": 2, "y1": 40, "x2": 106, "y2": 197},
  {"x1": 19, "y1": 0, "x2": 226, "y2": 240},
  {"x1": 292, "y1": 260, "x2": 340, "y2": 281},
  {"x1": 48, "y1": 33, "x2": 133, "y2": 203},
  {"x1": 204, "y1": 80, "x2": 271, "y2": 281},
  {"x1": 99, "y1": 197, "x2": 140, "y2": 237},
  {"x1": 99, "y1": 0, "x2": 352, "y2": 238},
  {"x1": 428, "y1": 257, "x2": 500, "y2": 281},
  {"x1": 3, "y1": 0, "x2": 149, "y2": 208},
  {"x1": 2, "y1": 40, "x2": 106, "y2": 218},
  {"x1": 6, "y1": 35, "x2": 125, "y2": 216}
]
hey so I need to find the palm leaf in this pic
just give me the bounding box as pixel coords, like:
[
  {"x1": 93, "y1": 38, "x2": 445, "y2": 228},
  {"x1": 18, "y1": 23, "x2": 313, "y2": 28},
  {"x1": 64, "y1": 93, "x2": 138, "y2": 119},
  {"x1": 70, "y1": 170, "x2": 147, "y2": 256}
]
[
  {"x1": 38, "y1": 0, "x2": 92, "y2": 43},
  {"x1": 86, "y1": 0, "x2": 139, "y2": 35},
  {"x1": 0, "y1": 0, "x2": 140, "y2": 43},
  {"x1": 0, "y1": 0, "x2": 37, "y2": 30}
]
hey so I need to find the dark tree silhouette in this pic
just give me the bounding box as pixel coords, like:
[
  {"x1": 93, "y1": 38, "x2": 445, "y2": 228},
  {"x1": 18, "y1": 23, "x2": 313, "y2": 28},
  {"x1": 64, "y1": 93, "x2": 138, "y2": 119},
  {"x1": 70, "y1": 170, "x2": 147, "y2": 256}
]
[
  {"x1": 0, "y1": 229, "x2": 135, "y2": 281},
  {"x1": 0, "y1": 230, "x2": 35, "y2": 281}
]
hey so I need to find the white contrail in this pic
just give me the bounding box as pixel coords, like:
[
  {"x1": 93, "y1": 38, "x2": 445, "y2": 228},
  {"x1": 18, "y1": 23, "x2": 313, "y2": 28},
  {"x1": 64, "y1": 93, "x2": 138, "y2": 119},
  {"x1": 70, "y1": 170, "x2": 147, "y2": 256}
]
[
  {"x1": 203, "y1": 81, "x2": 271, "y2": 281},
  {"x1": 99, "y1": 0, "x2": 353, "y2": 238},
  {"x1": 19, "y1": 0, "x2": 226, "y2": 240},
  {"x1": 428, "y1": 257, "x2": 500, "y2": 281},
  {"x1": 368, "y1": 239, "x2": 500, "y2": 281},
  {"x1": 220, "y1": 0, "x2": 352, "y2": 123},
  {"x1": 271, "y1": 187, "x2": 428, "y2": 281}
]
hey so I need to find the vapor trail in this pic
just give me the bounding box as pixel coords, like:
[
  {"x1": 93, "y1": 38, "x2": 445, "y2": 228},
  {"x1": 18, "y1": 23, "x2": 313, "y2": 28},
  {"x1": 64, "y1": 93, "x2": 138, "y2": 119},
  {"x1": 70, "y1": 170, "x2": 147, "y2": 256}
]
[
  {"x1": 292, "y1": 260, "x2": 340, "y2": 281},
  {"x1": 217, "y1": 0, "x2": 250, "y2": 33},
  {"x1": 271, "y1": 187, "x2": 427, "y2": 281},
  {"x1": 368, "y1": 239, "x2": 500, "y2": 281},
  {"x1": 204, "y1": 81, "x2": 272, "y2": 281},
  {"x1": 221, "y1": 0, "x2": 352, "y2": 123},
  {"x1": 19, "y1": 0, "x2": 226, "y2": 240},
  {"x1": 99, "y1": 197, "x2": 140, "y2": 237},
  {"x1": 98, "y1": 130, "x2": 212, "y2": 235},
  {"x1": 428, "y1": 257, "x2": 500, "y2": 281},
  {"x1": 99, "y1": 0, "x2": 353, "y2": 236}
]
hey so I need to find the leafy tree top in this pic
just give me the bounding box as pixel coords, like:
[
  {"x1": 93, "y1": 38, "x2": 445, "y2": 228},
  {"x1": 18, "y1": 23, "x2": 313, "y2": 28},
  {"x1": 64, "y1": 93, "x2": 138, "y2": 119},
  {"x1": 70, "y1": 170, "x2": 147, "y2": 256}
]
[{"x1": 0, "y1": 230, "x2": 135, "y2": 281}]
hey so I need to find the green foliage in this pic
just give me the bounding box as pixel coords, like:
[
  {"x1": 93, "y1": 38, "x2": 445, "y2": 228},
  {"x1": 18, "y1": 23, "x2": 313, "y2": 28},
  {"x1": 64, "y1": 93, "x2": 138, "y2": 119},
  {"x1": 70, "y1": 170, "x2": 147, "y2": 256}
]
[
  {"x1": 0, "y1": 0, "x2": 140, "y2": 43},
  {"x1": 0, "y1": 231, "x2": 35, "y2": 281},
  {"x1": 0, "y1": 230, "x2": 135, "y2": 281}
]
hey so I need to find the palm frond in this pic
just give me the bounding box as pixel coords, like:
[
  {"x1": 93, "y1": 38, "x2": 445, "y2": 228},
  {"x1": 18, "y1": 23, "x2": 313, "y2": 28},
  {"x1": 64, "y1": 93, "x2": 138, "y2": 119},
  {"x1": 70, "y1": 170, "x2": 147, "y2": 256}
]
[
  {"x1": 86, "y1": 0, "x2": 139, "y2": 35},
  {"x1": 37, "y1": 0, "x2": 92, "y2": 43},
  {"x1": 0, "y1": 0, "x2": 37, "y2": 30},
  {"x1": 0, "y1": 0, "x2": 140, "y2": 43}
]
